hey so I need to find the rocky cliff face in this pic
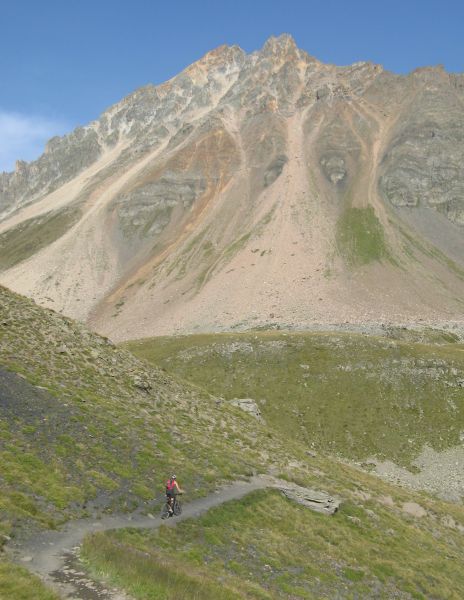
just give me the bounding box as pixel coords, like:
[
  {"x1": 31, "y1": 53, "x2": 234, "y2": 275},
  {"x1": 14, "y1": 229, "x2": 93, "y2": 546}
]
[
  {"x1": 378, "y1": 68, "x2": 464, "y2": 225},
  {"x1": 1, "y1": 35, "x2": 463, "y2": 340}
]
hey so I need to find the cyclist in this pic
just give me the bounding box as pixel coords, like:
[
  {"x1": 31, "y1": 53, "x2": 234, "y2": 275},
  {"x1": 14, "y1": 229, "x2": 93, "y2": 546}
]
[{"x1": 165, "y1": 474, "x2": 183, "y2": 516}]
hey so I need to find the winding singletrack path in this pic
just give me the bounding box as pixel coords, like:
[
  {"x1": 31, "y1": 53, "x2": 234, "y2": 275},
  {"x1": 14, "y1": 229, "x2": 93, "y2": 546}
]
[
  {"x1": 9, "y1": 476, "x2": 273, "y2": 599},
  {"x1": 10, "y1": 475, "x2": 338, "y2": 599}
]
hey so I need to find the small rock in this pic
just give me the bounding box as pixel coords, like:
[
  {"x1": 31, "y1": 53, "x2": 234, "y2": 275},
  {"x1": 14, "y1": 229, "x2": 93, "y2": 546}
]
[
  {"x1": 378, "y1": 495, "x2": 395, "y2": 507},
  {"x1": 133, "y1": 376, "x2": 152, "y2": 391},
  {"x1": 402, "y1": 502, "x2": 427, "y2": 518}
]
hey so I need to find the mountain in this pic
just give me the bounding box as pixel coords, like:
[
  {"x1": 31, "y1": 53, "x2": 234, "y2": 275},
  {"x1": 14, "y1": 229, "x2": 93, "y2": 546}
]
[{"x1": 1, "y1": 34, "x2": 464, "y2": 341}]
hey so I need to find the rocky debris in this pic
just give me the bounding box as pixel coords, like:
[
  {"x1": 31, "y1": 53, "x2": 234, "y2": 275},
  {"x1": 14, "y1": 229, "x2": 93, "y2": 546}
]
[
  {"x1": 230, "y1": 398, "x2": 262, "y2": 421},
  {"x1": 277, "y1": 482, "x2": 340, "y2": 515},
  {"x1": 441, "y1": 515, "x2": 464, "y2": 533},
  {"x1": 362, "y1": 444, "x2": 464, "y2": 502},
  {"x1": 51, "y1": 549, "x2": 133, "y2": 600}
]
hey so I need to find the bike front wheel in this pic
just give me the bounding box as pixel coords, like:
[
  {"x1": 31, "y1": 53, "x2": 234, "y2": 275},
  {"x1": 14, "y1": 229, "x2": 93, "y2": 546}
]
[
  {"x1": 160, "y1": 502, "x2": 171, "y2": 519},
  {"x1": 173, "y1": 499, "x2": 182, "y2": 516}
]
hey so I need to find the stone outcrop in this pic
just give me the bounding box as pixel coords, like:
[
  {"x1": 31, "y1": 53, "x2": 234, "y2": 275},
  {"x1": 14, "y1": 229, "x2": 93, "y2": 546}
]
[
  {"x1": 277, "y1": 482, "x2": 341, "y2": 515},
  {"x1": 230, "y1": 398, "x2": 262, "y2": 421},
  {"x1": 378, "y1": 68, "x2": 464, "y2": 225}
]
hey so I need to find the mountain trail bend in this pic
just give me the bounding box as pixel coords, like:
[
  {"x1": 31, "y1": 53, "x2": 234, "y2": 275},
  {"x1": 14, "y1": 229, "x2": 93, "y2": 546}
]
[{"x1": 9, "y1": 475, "x2": 338, "y2": 599}]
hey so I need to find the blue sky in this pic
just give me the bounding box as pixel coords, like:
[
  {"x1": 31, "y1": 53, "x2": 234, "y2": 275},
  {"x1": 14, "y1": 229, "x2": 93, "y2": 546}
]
[{"x1": 1, "y1": 0, "x2": 463, "y2": 172}]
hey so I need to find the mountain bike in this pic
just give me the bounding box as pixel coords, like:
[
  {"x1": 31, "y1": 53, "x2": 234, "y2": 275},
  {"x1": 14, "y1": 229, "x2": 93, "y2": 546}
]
[{"x1": 161, "y1": 496, "x2": 182, "y2": 519}]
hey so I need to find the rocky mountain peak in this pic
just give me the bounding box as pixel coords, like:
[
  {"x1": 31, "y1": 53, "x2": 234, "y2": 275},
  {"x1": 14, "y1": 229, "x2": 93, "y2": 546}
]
[
  {"x1": 198, "y1": 43, "x2": 246, "y2": 69},
  {"x1": 1, "y1": 37, "x2": 464, "y2": 340},
  {"x1": 261, "y1": 33, "x2": 298, "y2": 56},
  {"x1": 258, "y1": 33, "x2": 311, "y2": 70}
]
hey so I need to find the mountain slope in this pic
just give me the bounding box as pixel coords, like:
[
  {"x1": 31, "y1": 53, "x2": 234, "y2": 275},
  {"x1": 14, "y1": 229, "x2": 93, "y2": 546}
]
[
  {"x1": 1, "y1": 35, "x2": 464, "y2": 340},
  {"x1": 0, "y1": 283, "x2": 289, "y2": 541}
]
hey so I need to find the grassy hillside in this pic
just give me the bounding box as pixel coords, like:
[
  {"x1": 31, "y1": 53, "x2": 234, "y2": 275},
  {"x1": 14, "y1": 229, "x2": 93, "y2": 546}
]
[
  {"x1": 82, "y1": 483, "x2": 464, "y2": 599},
  {"x1": 76, "y1": 330, "x2": 464, "y2": 598},
  {"x1": 0, "y1": 286, "x2": 286, "y2": 527},
  {"x1": 1, "y1": 287, "x2": 463, "y2": 598},
  {"x1": 0, "y1": 206, "x2": 81, "y2": 271},
  {"x1": 124, "y1": 331, "x2": 464, "y2": 467},
  {"x1": 0, "y1": 285, "x2": 293, "y2": 597}
]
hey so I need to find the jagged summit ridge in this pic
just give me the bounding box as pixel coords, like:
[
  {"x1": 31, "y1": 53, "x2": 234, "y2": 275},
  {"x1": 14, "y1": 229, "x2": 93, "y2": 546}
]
[
  {"x1": 0, "y1": 35, "x2": 377, "y2": 207},
  {"x1": 0, "y1": 35, "x2": 463, "y2": 339}
]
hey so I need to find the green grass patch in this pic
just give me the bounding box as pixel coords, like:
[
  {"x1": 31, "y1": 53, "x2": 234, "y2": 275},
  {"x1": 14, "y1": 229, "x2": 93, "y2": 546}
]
[
  {"x1": 0, "y1": 205, "x2": 81, "y2": 271},
  {"x1": 0, "y1": 562, "x2": 59, "y2": 600},
  {"x1": 83, "y1": 489, "x2": 464, "y2": 599},
  {"x1": 125, "y1": 331, "x2": 464, "y2": 466},
  {"x1": 336, "y1": 206, "x2": 389, "y2": 267},
  {"x1": 81, "y1": 531, "x2": 253, "y2": 599}
]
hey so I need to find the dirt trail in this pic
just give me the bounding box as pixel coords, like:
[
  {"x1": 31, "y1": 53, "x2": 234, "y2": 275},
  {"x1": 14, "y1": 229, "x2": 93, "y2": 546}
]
[
  {"x1": 10, "y1": 475, "x2": 338, "y2": 599},
  {"x1": 8, "y1": 477, "x2": 273, "y2": 599}
]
